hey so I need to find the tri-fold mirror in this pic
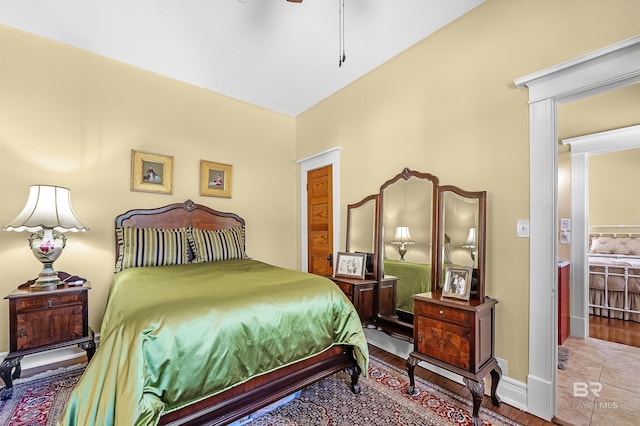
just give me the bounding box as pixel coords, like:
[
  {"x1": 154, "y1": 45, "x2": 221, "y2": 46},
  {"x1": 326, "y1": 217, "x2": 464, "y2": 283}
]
[{"x1": 345, "y1": 167, "x2": 487, "y2": 340}]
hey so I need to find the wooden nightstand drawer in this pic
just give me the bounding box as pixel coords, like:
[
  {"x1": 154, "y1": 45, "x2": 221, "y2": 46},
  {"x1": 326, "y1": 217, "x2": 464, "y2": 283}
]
[
  {"x1": 415, "y1": 302, "x2": 469, "y2": 325},
  {"x1": 16, "y1": 305, "x2": 84, "y2": 350},
  {"x1": 15, "y1": 293, "x2": 83, "y2": 312}
]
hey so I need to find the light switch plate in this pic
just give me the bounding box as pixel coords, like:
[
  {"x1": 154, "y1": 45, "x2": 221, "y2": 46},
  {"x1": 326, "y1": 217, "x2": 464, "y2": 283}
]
[{"x1": 517, "y1": 219, "x2": 530, "y2": 238}]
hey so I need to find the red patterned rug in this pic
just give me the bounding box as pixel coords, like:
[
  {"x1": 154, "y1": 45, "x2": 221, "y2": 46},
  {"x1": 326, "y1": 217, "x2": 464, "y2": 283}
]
[
  {"x1": 243, "y1": 357, "x2": 522, "y2": 426},
  {"x1": 0, "y1": 357, "x2": 521, "y2": 426},
  {"x1": 0, "y1": 364, "x2": 84, "y2": 426}
]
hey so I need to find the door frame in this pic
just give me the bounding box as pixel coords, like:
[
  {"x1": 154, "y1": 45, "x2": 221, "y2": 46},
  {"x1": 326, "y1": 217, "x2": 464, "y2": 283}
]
[
  {"x1": 515, "y1": 36, "x2": 640, "y2": 420},
  {"x1": 297, "y1": 147, "x2": 341, "y2": 272},
  {"x1": 562, "y1": 124, "x2": 640, "y2": 339}
]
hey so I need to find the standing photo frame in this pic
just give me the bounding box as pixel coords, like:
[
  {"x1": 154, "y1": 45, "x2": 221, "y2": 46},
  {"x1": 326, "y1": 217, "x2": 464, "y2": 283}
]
[
  {"x1": 131, "y1": 150, "x2": 174, "y2": 194},
  {"x1": 200, "y1": 160, "x2": 232, "y2": 198},
  {"x1": 335, "y1": 252, "x2": 366, "y2": 279},
  {"x1": 442, "y1": 266, "x2": 473, "y2": 300}
]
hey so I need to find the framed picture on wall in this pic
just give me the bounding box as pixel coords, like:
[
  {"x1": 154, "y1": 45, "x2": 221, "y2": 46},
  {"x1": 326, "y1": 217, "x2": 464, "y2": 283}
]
[
  {"x1": 130, "y1": 150, "x2": 174, "y2": 194},
  {"x1": 335, "y1": 252, "x2": 366, "y2": 279},
  {"x1": 200, "y1": 160, "x2": 232, "y2": 198},
  {"x1": 442, "y1": 266, "x2": 473, "y2": 300}
]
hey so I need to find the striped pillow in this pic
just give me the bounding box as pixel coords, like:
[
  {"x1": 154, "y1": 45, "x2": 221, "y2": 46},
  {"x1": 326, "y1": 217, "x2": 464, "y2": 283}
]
[
  {"x1": 189, "y1": 226, "x2": 246, "y2": 263},
  {"x1": 115, "y1": 227, "x2": 190, "y2": 272}
]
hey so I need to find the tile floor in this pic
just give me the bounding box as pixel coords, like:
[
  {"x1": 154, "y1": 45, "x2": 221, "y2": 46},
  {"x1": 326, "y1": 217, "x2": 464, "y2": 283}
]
[{"x1": 555, "y1": 336, "x2": 640, "y2": 425}]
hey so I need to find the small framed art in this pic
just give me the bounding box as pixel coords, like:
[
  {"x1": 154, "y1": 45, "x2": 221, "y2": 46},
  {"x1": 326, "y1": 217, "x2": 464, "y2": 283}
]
[
  {"x1": 442, "y1": 266, "x2": 473, "y2": 300},
  {"x1": 131, "y1": 150, "x2": 174, "y2": 194},
  {"x1": 200, "y1": 160, "x2": 232, "y2": 198},
  {"x1": 335, "y1": 252, "x2": 366, "y2": 279}
]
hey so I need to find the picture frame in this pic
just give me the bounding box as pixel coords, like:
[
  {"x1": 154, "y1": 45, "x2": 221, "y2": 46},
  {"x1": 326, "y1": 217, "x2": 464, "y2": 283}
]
[
  {"x1": 335, "y1": 252, "x2": 366, "y2": 279},
  {"x1": 200, "y1": 160, "x2": 232, "y2": 198},
  {"x1": 442, "y1": 266, "x2": 473, "y2": 300},
  {"x1": 130, "y1": 150, "x2": 174, "y2": 194}
]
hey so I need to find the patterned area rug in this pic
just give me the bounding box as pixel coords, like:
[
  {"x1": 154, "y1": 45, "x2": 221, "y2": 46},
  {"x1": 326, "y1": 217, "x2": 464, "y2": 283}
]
[
  {"x1": 0, "y1": 364, "x2": 85, "y2": 426},
  {"x1": 244, "y1": 357, "x2": 522, "y2": 426},
  {"x1": 0, "y1": 357, "x2": 521, "y2": 426}
]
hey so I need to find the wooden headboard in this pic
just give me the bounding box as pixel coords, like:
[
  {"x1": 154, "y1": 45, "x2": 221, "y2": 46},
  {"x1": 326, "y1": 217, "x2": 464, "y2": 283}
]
[{"x1": 115, "y1": 199, "x2": 245, "y2": 260}]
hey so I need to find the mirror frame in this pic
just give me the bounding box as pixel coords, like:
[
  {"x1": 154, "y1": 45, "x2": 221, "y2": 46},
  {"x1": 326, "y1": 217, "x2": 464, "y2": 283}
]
[
  {"x1": 378, "y1": 167, "x2": 440, "y2": 293},
  {"x1": 437, "y1": 185, "x2": 487, "y2": 300},
  {"x1": 345, "y1": 193, "x2": 379, "y2": 280}
]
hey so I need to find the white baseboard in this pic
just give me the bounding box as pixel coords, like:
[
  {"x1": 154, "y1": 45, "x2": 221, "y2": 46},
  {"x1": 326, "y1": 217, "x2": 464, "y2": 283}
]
[{"x1": 364, "y1": 328, "x2": 528, "y2": 412}]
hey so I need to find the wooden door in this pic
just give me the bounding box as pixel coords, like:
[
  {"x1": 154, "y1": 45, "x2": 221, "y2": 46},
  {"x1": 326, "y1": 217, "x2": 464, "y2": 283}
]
[{"x1": 307, "y1": 165, "x2": 333, "y2": 276}]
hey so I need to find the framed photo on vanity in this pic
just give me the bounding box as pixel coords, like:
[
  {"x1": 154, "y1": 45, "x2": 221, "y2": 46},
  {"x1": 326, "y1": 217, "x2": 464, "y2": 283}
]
[
  {"x1": 442, "y1": 266, "x2": 473, "y2": 300},
  {"x1": 335, "y1": 252, "x2": 366, "y2": 279}
]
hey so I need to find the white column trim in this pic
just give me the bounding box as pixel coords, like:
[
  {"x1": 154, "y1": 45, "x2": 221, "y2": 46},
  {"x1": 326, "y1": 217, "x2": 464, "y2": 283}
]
[
  {"x1": 515, "y1": 36, "x2": 640, "y2": 421},
  {"x1": 297, "y1": 147, "x2": 342, "y2": 272},
  {"x1": 567, "y1": 152, "x2": 589, "y2": 339}
]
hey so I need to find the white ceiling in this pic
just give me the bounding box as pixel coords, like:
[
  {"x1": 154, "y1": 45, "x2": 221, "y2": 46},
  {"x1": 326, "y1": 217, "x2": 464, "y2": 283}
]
[{"x1": 0, "y1": 0, "x2": 486, "y2": 116}]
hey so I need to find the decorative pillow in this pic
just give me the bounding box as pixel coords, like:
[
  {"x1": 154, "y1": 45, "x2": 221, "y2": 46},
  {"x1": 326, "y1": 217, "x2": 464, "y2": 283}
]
[
  {"x1": 589, "y1": 236, "x2": 615, "y2": 254},
  {"x1": 115, "y1": 227, "x2": 190, "y2": 272},
  {"x1": 189, "y1": 226, "x2": 246, "y2": 263},
  {"x1": 590, "y1": 236, "x2": 640, "y2": 256}
]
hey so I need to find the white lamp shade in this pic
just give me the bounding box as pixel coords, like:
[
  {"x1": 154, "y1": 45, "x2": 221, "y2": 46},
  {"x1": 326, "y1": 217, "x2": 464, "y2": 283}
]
[
  {"x1": 4, "y1": 185, "x2": 87, "y2": 233},
  {"x1": 392, "y1": 226, "x2": 414, "y2": 244},
  {"x1": 464, "y1": 227, "x2": 476, "y2": 247}
]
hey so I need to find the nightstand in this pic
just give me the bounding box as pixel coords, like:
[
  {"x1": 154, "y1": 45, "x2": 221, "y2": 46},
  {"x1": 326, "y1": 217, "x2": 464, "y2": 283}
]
[
  {"x1": 328, "y1": 276, "x2": 377, "y2": 322},
  {"x1": 0, "y1": 272, "x2": 95, "y2": 400},
  {"x1": 406, "y1": 292, "x2": 500, "y2": 426}
]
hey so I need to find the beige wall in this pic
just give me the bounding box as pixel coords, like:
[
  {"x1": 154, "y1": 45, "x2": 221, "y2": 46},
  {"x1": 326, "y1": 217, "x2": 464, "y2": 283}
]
[
  {"x1": 589, "y1": 148, "x2": 640, "y2": 226},
  {"x1": 0, "y1": 26, "x2": 297, "y2": 352},
  {"x1": 295, "y1": 0, "x2": 640, "y2": 381}
]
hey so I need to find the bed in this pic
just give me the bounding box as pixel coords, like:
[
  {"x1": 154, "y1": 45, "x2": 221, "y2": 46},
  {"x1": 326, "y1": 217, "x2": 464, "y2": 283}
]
[
  {"x1": 57, "y1": 200, "x2": 368, "y2": 426},
  {"x1": 588, "y1": 225, "x2": 640, "y2": 323},
  {"x1": 382, "y1": 259, "x2": 431, "y2": 314}
]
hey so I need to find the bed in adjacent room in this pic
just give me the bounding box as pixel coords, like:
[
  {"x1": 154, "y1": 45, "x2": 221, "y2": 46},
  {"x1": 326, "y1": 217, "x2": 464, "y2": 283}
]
[
  {"x1": 57, "y1": 200, "x2": 368, "y2": 426},
  {"x1": 588, "y1": 225, "x2": 640, "y2": 323}
]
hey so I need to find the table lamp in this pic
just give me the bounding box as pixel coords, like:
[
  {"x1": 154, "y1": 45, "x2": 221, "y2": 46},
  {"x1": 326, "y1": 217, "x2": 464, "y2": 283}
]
[
  {"x1": 392, "y1": 226, "x2": 414, "y2": 261},
  {"x1": 4, "y1": 185, "x2": 88, "y2": 290},
  {"x1": 462, "y1": 227, "x2": 477, "y2": 265}
]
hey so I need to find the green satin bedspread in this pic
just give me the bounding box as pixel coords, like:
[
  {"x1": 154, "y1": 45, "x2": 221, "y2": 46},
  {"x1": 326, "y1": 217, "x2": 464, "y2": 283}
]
[
  {"x1": 57, "y1": 259, "x2": 368, "y2": 426},
  {"x1": 383, "y1": 259, "x2": 431, "y2": 313}
]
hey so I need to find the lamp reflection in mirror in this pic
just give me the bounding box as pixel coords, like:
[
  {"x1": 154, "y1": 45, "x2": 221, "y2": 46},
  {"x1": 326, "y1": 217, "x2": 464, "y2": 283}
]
[
  {"x1": 392, "y1": 226, "x2": 414, "y2": 261},
  {"x1": 3, "y1": 185, "x2": 88, "y2": 290},
  {"x1": 462, "y1": 227, "x2": 476, "y2": 266}
]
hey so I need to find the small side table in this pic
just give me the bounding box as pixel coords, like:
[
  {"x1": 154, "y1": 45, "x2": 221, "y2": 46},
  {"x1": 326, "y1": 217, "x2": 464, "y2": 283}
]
[
  {"x1": 328, "y1": 276, "x2": 377, "y2": 322},
  {"x1": 0, "y1": 272, "x2": 95, "y2": 400}
]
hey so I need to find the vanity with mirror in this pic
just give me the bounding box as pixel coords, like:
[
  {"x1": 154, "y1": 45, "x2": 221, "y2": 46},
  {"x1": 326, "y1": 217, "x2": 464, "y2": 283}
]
[{"x1": 341, "y1": 167, "x2": 500, "y2": 425}]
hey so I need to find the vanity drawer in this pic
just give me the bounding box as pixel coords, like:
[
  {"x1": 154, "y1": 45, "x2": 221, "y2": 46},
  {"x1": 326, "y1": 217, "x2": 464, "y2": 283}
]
[
  {"x1": 334, "y1": 280, "x2": 353, "y2": 297},
  {"x1": 416, "y1": 315, "x2": 471, "y2": 370},
  {"x1": 15, "y1": 292, "x2": 83, "y2": 313},
  {"x1": 415, "y1": 302, "x2": 470, "y2": 325}
]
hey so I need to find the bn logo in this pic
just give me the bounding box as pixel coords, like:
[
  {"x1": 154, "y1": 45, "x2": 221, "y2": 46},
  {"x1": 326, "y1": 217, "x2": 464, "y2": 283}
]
[{"x1": 573, "y1": 381, "x2": 602, "y2": 397}]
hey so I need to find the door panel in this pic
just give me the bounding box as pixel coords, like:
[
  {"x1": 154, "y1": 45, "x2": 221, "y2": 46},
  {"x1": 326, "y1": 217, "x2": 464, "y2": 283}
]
[{"x1": 307, "y1": 166, "x2": 333, "y2": 276}]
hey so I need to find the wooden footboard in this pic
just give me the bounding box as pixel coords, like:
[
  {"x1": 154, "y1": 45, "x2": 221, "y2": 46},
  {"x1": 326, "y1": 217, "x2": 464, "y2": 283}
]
[{"x1": 159, "y1": 345, "x2": 361, "y2": 426}]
